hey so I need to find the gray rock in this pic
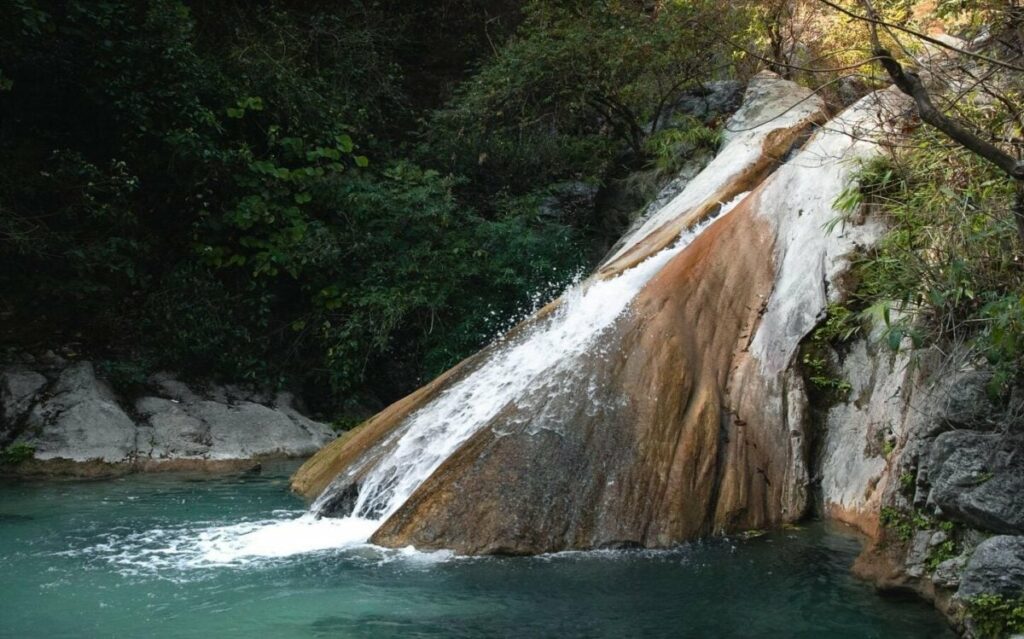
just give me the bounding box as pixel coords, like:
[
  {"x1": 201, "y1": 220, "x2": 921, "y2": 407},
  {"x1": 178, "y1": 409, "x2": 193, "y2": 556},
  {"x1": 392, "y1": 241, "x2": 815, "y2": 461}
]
[
  {"x1": 29, "y1": 400, "x2": 137, "y2": 462},
  {"x1": 38, "y1": 350, "x2": 66, "y2": 368},
  {"x1": 135, "y1": 396, "x2": 209, "y2": 459},
  {"x1": 220, "y1": 383, "x2": 272, "y2": 405},
  {"x1": 658, "y1": 81, "x2": 744, "y2": 130},
  {"x1": 938, "y1": 370, "x2": 999, "y2": 430},
  {"x1": 906, "y1": 530, "x2": 934, "y2": 578},
  {"x1": 52, "y1": 361, "x2": 117, "y2": 402},
  {"x1": 147, "y1": 372, "x2": 200, "y2": 404},
  {"x1": 928, "y1": 430, "x2": 1024, "y2": 534},
  {"x1": 1, "y1": 369, "x2": 48, "y2": 426},
  {"x1": 135, "y1": 393, "x2": 333, "y2": 461},
  {"x1": 959, "y1": 536, "x2": 1024, "y2": 599},
  {"x1": 5, "y1": 357, "x2": 334, "y2": 469},
  {"x1": 933, "y1": 554, "x2": 968, "y2": 589},
  {"x1": 25, "y1": 362, "x2": 136, "y2": 462},
  {"x1": 198, "y1": 401, "x2": 329, "y2": 459}
]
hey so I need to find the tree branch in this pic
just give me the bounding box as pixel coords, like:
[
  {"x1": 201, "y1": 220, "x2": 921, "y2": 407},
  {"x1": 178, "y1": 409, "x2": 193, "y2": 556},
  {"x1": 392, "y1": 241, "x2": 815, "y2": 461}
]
[
  {"x1": 853, "y1": 0, "x2": 1024, "y2": 181},
  {"x1": 815, "y1": 0, "x2": 1024, "y2": 73}
]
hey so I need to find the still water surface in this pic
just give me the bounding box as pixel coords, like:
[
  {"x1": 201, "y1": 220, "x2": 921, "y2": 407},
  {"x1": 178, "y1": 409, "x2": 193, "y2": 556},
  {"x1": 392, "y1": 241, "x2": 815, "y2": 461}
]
[{"x1": 0, "y1": 462, "x2": 952, "y2": 638}]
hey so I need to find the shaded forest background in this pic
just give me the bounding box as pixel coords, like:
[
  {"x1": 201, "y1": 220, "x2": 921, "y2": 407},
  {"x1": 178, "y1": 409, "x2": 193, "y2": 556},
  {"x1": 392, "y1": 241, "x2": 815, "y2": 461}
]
[
  {"x1": 2, "y1": 0, "x2": 1022, "y2": 418},
  {"x1": 0, "y1": 0, "x2": 742, "y2": 417}
]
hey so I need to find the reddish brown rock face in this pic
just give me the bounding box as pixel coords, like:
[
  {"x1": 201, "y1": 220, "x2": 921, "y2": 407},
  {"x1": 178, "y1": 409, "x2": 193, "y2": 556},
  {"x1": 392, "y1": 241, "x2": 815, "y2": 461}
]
[
  {"x1": 290, "y1": 78, "x2": 907, "y2": 556},
  {"x1": 370, "y1": 198, "x2": 787, "y2": 554}
]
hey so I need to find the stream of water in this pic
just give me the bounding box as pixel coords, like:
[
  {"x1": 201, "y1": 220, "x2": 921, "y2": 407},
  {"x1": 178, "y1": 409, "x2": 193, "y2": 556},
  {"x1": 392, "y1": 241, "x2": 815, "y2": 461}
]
[
  {"x1": 0, "y1": 461, "x2": 952, "y2": 638},
  {"x1": 311, "y1": 196, "x2": 745, "y2": 536}
]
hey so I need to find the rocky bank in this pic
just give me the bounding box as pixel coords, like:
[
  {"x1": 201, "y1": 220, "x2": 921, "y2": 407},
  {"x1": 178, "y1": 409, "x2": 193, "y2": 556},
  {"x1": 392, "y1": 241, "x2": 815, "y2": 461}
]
[
  {"x1": 0, "y1": 353, "x2": 334, "y2": 476},
  {"x1": 814, "y1": 334, "x2": 1024, "y2": 636}
]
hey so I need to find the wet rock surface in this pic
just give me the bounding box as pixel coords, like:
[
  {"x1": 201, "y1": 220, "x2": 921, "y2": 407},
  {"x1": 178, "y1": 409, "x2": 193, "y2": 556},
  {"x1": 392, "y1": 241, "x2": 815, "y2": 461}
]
[
  {"x1": 0, "y1": 358, "x2": 333, "y2": 473},
  {"x1": 295, "y1": 78, "x2": 912, "y2": 555}
]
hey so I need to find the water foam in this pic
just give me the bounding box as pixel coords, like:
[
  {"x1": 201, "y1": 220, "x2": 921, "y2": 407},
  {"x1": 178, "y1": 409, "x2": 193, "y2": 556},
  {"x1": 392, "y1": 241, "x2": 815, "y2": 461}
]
[
  {"x1": 336, "y1": 211, "x2": 732, "y2": 525},
  {"x1": 62, "y1": 511, "x2": 458, "y2": 575}
]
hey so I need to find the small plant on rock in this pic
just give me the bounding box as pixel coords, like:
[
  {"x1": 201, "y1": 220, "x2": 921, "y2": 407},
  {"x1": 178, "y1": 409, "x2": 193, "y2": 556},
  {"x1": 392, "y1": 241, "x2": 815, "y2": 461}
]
[
  {"x1": 1, "y1": 443, "x2": 35, "y2": 465},
  {"x1": 966, "y1": 594, "x2": 1024, "y2": 639}
]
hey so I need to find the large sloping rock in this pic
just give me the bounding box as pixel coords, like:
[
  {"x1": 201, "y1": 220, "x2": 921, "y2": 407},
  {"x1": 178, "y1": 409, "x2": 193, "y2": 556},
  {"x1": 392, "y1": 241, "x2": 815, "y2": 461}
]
[
  {"x1": 293, "y1": 72, "x2": 829, "y2": 507},
  {"x1": 294, "y1": 77, "x2": 911, "y2": 554}
]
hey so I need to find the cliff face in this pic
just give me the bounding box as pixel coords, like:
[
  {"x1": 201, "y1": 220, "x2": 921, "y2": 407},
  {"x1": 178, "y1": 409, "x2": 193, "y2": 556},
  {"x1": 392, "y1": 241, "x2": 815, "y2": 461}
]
[
  {"x1": 292, "y1": 73, "x2": 911, "y2": 555},
  {"x1": 812, "y1": 333, "x2": 1024, "y2": 635}
]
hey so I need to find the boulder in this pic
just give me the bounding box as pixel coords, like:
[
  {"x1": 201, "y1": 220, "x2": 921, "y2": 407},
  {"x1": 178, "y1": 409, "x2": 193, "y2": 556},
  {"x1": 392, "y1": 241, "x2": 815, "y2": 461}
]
[
  {"x1": 198, "y1": 400, "x2": 329, "y2": 459},
  {"x1": 938, "y1": 369, "x2": 1000, "y2": 430},
  {"x1": 928, "y1": 430, "x2": 1024, "y2": 534},
  {"x1": 134, "y1": 381, "x2": 333, "y2": 461},
  {"x1": 1, "y1": 369, "x2": 48, "y2": 437},
  {"x1": 1, "y1": 359, "x2": 334, "y2": 470},
  {"x1": 24, "y1": 362, "x2": 136, "y2": 463},
  {"x1": 959, "y1": 536, "x2": 1024, "y2": 599}
]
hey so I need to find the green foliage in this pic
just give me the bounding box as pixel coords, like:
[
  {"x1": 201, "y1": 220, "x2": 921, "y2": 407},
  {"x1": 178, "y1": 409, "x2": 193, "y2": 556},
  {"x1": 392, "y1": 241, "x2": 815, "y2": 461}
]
[
  {"x1": 880, "y1": 506, "x2": 916, "y2": 541},
  {"x1": 927, "y1": 538, "x2": 958, "y2": 571},
  {"x1": 330, "y1": 415, "x2": 365, "y2": 434},
  {"x1": 1, "y1": 443, "x2": 35, "y2": 465},
  {"x1": 97, "y1": 359, "x2": 154, "y2": 393},
  {"x1": 899, "y1": 471, "x2": 916, "y2": 495},
  {"x1": 801, "y1": 350, "x2": 853, "y2": 397},
  {"x1": 801, "y1": 303, "x2": 860, "y2": 399},
  {"x1": 644, "y1": 116, "x2": 723, "y2": 174},
  {"x1": 879, "y1": 506, "x2": 961, "y2": 566},
  {"x1": 423, "y1": 0, "x2": 741, "y2": 205},
  {"x1": 844, "y1": 122, "x2": 1024, "y2": 398},
  {"x1": 966, "y1": 594, "x2": 1024, "y2": 639},
  {"x1": 0, "y1": 0, "x2": 592, "y2": 409},
  {"x1": 882, "y1": 439, "x2": 896, "y2": 457}
]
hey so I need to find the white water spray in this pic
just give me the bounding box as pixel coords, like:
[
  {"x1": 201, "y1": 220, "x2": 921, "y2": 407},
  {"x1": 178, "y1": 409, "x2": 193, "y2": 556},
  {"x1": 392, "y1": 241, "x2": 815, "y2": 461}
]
[
  {"x1": 335, "y1": 215, "x2": 718, "y2": 524},
  {"x1": 152, "y1": 198, "x2": 747, "y2": 566}
]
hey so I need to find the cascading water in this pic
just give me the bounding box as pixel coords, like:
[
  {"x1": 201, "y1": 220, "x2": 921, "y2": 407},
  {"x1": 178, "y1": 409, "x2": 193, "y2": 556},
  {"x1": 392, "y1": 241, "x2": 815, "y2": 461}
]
[
  {"x1": 99, "y1": 72, "x2": 829, "y2": 566},
  {"x1": 316, "y1": 216, "x2": 720, "y2": 523},
  {"x1": 158, "y1": 195, "x2": 749, "y2": 565}
]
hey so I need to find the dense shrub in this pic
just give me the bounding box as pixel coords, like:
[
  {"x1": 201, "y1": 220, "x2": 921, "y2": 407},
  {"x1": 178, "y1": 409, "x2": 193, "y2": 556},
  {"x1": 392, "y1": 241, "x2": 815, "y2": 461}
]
[{"x1": 0, "y1": 0, "x2": 589, "y2": 408}]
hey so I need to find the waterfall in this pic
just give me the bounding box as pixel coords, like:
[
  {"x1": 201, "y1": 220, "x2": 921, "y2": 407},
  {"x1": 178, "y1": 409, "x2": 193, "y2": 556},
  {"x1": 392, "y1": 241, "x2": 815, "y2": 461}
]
[
  {"x1": 167, "y1": 202, "x2": 740, "y2": 566},
  {"x1": 311, "y1": 204, "x2": 741, "y2": 525},
  {"x1": 209, "y1": 72, "x2": 836, "y2": 561}
]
